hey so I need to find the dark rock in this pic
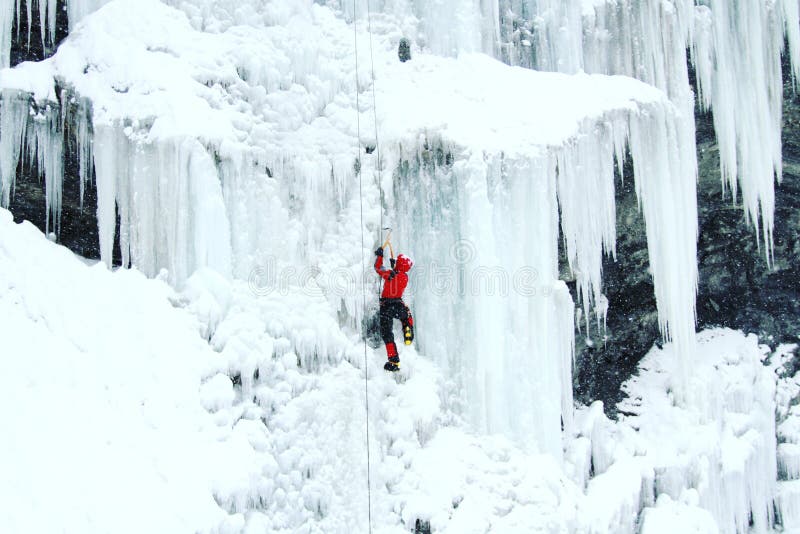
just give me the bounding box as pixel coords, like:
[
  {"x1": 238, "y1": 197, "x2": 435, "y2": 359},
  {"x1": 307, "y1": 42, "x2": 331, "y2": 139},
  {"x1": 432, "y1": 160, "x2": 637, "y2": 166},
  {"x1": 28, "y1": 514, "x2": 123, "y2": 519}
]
[
  {"x1": 414, "y1": 518, "x2": 431, "y2": 534},
  {"x1": 398, "y1": 38, "x2": 411, "y2": 63}
]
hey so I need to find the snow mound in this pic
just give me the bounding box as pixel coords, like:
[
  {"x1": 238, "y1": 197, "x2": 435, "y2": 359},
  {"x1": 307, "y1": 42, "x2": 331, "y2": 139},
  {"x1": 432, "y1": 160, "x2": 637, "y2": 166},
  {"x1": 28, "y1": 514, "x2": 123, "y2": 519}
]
[{"x1": 0, "y1": 208, "x2": 250, "y2": 533}]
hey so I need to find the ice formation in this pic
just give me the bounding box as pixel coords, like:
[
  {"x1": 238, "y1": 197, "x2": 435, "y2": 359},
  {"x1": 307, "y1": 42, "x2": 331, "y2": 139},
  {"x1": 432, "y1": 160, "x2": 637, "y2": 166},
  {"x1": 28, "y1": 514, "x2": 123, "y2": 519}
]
[
  {"x1": 0, "y1": 207, "x2": 589, "y2": 532},
  {"x1": 0, "y1": 1, "x2": 798, "y2": 531},
  {"x1": 0, "y1": 0, "x2": 701, "y2": 458},
  {"x1": 567, "y1": 329, "x2": 787, "y2": 534},
  {"x1": 333, "y1": 0, "x2": 800, "y2": 365},
  {"x1": 3, "y1": 213, "x2": 792, "y2": 533},
  {"x1": 0, "y1": 0, "x2": 795, "y2": 456}
]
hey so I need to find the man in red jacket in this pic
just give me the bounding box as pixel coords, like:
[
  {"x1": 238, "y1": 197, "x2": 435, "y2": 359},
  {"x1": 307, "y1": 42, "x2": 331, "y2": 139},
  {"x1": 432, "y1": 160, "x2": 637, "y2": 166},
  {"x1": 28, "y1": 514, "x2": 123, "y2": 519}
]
[{"x1": 374, "y1": 246, "x2": 414, "y2": 372}]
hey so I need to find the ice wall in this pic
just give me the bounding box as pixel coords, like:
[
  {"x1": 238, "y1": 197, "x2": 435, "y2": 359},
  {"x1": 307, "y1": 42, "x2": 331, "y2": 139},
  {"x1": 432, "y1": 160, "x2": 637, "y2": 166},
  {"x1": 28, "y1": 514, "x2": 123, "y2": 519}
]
[
  {"x1": 0, "y1": 0, "x2": 700, "y2": 462},
  {"x1": 92, "y1": 124, "x2": 233, "y2": 282},
  {"x1": 331, "y1": 0, "x2": 800, "y2": 368},
  {"x1": 390, "y1": 141, "x2": 575, "y2": 456},
  {"x1": 0, "y1": 0, "x2": 789, "y2": 464},
  {"x1": 383, "y1": 76, "x2": 695, "y2": 452}
]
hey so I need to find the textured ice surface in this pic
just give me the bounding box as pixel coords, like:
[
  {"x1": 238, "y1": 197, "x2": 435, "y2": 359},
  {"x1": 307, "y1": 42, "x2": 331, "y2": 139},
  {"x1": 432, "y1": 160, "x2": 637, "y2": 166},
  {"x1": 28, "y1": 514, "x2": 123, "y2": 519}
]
[
  {"x1": 0, "y1": 0, "x2": 703, "y2": 454},
  {"x1": 0, "y1": 2, "x2": 797, "y2": 531}
]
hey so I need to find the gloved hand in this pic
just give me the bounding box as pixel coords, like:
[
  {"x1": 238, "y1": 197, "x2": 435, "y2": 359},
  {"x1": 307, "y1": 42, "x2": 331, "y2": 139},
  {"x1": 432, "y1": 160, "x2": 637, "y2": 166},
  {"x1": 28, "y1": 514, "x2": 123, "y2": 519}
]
[
  {"x1": 375, "y1": 247, "x2": 384, "y2": 257},
  {"x1": 390, "y1": 258, "x2": 396, "y2": 269}
]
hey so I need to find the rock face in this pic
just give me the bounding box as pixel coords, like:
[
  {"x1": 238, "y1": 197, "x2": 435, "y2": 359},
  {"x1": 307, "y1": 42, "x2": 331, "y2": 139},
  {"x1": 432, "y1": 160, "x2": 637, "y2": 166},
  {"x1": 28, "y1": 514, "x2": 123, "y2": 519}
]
[{"x1": 574, "y1": 66, "x2": 800, "y2": 411}]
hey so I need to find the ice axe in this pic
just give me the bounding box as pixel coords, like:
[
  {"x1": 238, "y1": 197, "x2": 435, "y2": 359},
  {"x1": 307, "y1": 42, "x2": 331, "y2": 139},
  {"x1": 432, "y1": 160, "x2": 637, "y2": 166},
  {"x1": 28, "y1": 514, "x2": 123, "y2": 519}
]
[{"x1": 382, "y1": 227, "x2": 394, "y2": 259}]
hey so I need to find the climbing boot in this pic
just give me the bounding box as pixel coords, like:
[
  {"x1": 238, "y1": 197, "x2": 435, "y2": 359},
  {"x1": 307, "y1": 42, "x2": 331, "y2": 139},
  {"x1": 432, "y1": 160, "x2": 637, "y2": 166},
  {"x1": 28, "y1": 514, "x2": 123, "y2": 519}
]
[
  {"x1": 384, "y1": 356, "x2": 400, "y2": 372},
  {"x1": 403, "y1": 325, "x2": 414, "y2": 345}
]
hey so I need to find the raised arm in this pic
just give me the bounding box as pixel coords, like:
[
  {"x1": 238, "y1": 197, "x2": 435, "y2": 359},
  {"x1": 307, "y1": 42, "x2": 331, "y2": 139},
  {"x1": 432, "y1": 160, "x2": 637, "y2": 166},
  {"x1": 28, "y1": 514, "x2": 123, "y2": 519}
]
[{"x1": 374, "y1": 248, "x2": 391, "y2": 281}]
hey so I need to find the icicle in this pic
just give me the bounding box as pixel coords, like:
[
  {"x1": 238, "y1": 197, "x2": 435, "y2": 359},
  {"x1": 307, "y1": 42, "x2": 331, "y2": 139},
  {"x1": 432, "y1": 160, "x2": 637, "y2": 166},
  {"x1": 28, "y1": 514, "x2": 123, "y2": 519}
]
[
  {"x1": 0, "y1": 0, "x2": 114, "y2": 67},
  {"x1": 0, "y1": 1, "x2": 13, "y2": 69},
  {"x1": 555, "y1": 280, "x2": 576, "y2": 435},
  {"x1": 25, "y1": 0, "x2": 31, "y2": 50},
  {"x1": 13, "y1": 0, "x2": 20, "y2": 41},
  {"x1": 47, "y1": 0, "x2": 57, "y2": 45},
  {"x1": 38, "y1": 0, "x2": 47, "y2": 52},
  {"x1": 0, "y1": 91, "x2": 63, "y2": 235},
  {"x1": 691, "y1": 0, "x2": 785, "y2": 260},
  {"x1": 783, "y1": 0, "x2": 800, "y2": 84},
  {"x1": 0, "y1": 91, "x2": 29, "y2": 207},
  {"x1": 92, "y1": 121, "x2": 232, "y2": 283},
  {"x1": 33, "y1": 104, "x2": 64, "y2": 235},
  {"x1": 628, "y1": 102, "x2": 698, "y2": 400},
  {"x1": 555, "y1": 115, "x2": 622, "y2": 333},
  {"x1": 92, "y1": 123, "x2": 120, "y2": 268},
  {"x1": 74, "y1": 100, "x2": 93, "y2": 209}
]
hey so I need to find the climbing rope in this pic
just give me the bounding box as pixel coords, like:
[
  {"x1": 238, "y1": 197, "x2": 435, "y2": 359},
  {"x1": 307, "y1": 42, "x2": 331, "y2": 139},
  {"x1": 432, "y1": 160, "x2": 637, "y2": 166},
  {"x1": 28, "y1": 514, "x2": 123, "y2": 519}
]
[
  {"x1": 353, "y1": 3, "x2": 374, "y2": 533},
  {"x1": 366, "y1": 1, "x2": 383, "y2": 239}
]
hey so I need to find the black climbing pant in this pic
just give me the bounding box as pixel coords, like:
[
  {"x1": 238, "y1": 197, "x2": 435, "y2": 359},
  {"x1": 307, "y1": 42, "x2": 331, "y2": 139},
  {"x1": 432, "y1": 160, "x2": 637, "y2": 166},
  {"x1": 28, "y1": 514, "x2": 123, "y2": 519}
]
[{"x1": 379, "y1": 298, "x2": 412, "y2": 345}]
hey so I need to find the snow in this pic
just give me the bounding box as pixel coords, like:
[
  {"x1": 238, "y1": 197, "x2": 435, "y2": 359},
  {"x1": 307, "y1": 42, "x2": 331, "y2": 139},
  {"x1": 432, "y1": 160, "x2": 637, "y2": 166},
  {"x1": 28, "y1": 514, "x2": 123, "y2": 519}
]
[
  {"x1": 0, "y1": 207, "x2": 589, "y2": 533},
  {"x1": 560, "y1": 328, "x2": 794, "y2": 533},
  {"x1": 609, "y1": 329, "x2": 780, "y2": 533},
  {"x1": 0, "y1": 1, "x2": 797, "y2": 531},
  {"x1": 0, "y1": 208, "x2": 236, "y2": 533},
  {"x1": 639, "y1": 493, "x2": 718, "y2": 534},
  {"x1": 3, "y1": 206, "x2": 799, "y2": 532}
]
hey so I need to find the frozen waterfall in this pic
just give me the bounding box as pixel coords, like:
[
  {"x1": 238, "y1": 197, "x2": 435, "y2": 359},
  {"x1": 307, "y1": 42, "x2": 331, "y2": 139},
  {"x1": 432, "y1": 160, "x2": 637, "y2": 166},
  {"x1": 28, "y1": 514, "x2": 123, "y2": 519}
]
[
  {"x1": 0, "y1": 0, "x2": 795, "y2": 516},
  {"x1": 0, "y1": 0, "x2": 798, "y2": 532}
]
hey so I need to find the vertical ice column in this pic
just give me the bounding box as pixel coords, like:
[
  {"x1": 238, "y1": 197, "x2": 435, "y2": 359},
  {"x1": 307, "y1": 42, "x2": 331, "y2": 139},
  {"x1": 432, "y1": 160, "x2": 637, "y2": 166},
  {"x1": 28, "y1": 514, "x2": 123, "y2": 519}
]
[
  {"x1": 392, "y1": 142, "x2": 573, "y2": 458},
  {"x1": 0, "y1": 1, "x2": 13, "y2": 68},
  {"x1": 182, "y1": 138, "x2": 233, "y2": 281},
  {"x1": 94, "y1": 123, "x2": 233, "y2": 282},
  {"x1": 526, "y1": 0, "x2": 584, "y2": 73},
  {"x1": 0, "y1": 92, "x2": 29, "y2": 207},
  {"x1": 38, "y1": 0, "x2": 58, "y2": 49},
  {"x1": 495, "y1": 153, "x2": 575, "y2": 454},
  {"x1": 66, "y1": 98, "x2": 94, "y2": 209},
  {"x1": 31, "y1": 105, "x2": 64, "y2": 235},
  {"x1": 415, "y1": 0, "x2": 484, "y2": 56},
  {"x1": 555, "y1": 114, "x2": 626, "y2": 332},
  {"x1": 628, "y1": 103, "x2": 698, "y2": 400},
  {"x1": 92, "y1": 124, "x2": 122, "y2": 268}
]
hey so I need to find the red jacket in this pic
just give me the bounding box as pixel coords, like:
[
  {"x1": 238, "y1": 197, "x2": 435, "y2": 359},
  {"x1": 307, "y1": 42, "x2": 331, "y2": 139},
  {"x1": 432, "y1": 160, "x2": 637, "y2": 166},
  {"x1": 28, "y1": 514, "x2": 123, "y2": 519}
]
[{"x1": 375, "y1": 255, "x2": 410, "y2": 298}]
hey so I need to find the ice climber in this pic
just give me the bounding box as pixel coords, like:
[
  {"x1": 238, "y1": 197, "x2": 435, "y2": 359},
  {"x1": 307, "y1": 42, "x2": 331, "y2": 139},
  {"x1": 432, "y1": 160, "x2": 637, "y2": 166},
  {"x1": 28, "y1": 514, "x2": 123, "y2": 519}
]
[{"x1": 374, "y1": 246, "x2": 414, "y2": 372}]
